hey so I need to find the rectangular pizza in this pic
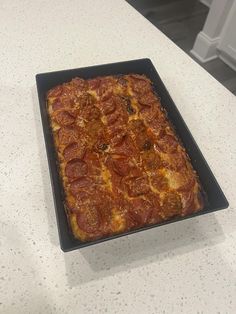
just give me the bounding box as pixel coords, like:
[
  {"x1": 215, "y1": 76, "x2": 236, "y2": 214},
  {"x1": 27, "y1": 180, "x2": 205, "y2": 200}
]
[{"x1": 47, "y1": 74, "x2": 204, "y2": 241}]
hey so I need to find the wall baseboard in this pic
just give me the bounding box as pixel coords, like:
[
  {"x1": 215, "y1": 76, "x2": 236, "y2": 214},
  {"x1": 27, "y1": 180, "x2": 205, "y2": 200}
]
[
  {"x1": 190, "y1": 31, "x2": 220, "y2": 63},
  {"x1": 190, "y1": 49, "x2": 217, "y2": 63},
  {"x1": 219, "y1": 51, "x2": 236, "y2": 71}
]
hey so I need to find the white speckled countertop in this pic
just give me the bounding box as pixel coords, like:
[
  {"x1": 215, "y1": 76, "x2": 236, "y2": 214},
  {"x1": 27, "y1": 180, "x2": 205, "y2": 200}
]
[{"x1": 0, "y1": 0, "x2": 236, "y2": 313}]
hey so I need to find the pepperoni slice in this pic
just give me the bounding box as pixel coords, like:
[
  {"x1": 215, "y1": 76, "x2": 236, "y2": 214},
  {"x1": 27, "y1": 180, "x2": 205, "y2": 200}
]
[
  {"x1": 140, "y1": 103, "x2": 159, "y2": 123},
  {"x1": 51, "y1": 100, "x2": 64, "y2": 111},
  {"x1": 135, "y1": 132, "x2": 153, "y2": 151},
  {"x1": 53, "y1": 110, "x2": 75, "y2": 126},
  {"x1": 129, "y1": 119, "x2": 146, "y2": 134},
  {"x1": 70, "y1": 177, "x2": 92, "y2": 196},
  {"x1": 138, "y1": 92, "x2": 157, "y2": 107},
  {"x1": 164, "y1": 152, "x2": 186, "y2": 171},
  {"x1": 131, "y1": 75, "x2": 152, "y2": 94},
  {"x1": 158, "y1": 134, "x2": 178, "y2": 153},
  {"x1": 102, "y1": 98, "x2": 116, "y2": 115},
  {"x1": 97, "y1": 77, "x2": 114, "y2": 96},
  {"x1": 162, "y1": 192, "x2": 182, "y2": 219},
  {"x1": 71, "y1": 77, "x2": 87, "y2": 92},
  {"x1": 128, "y1": 199, "x2": 154, "y2": 226},
  {"x1": 77, "y1": 93, "x2": 95, "y2": 107},
  {"x1": 88, "y1": 78, "x2": 101, "y2": 90},
  {"x1": 142, "y1": 150, "x2": 162, "y2": 170},
  {"x1": 148, "y1": 112, "x2": 168, "y2": 132},
  {"x1": 76, "y1": 206, "x2": 101, "y2": 233},
  {"x1": 109, "y1": 128, "x2": 127, "y2": 147},
  {"x1": 124, "y1": 176, "x2": 150, "y2": 197},
  {"x1": 58, "y1": 126, "x2": 78, "y2": 145},
  {"x1": 63, "y1": 142, "x2": 86, "y2": 161},
  {"x1": 47, "y1": 85, "x2": 63, "y2": 98},
  {"x1": 105, "y1": 97, "x2": 128, "y2": 125},
  {"x1": 151, "y1": 173, "x2": 169, "y2": 191},
  {"x1": 97, "y1": 86, "x2": 112, "y2": 101},
  {"x1": 85, "y1": 106, "x2": 100, "y2": 121},
  {"x1": 106, "y1": 111, "x2": 120, "y2": 125},
  {"x1": 111, "y1": 157, "x2": 132, "y2": 176},
  {"x1": 65, "y1": 159, "x2": 88, "y2": 181},
  {"x1": 51, "y1": 97, "x2": 75, "y2": 111},
  {"x1": 111, "y1": 135, "x2": 137, "y2": 157}
]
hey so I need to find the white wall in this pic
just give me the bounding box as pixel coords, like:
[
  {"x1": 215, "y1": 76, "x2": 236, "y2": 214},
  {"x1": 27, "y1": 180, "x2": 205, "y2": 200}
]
[{"x1": 191, "y1": 0, "x2": 235, "y2": 69}]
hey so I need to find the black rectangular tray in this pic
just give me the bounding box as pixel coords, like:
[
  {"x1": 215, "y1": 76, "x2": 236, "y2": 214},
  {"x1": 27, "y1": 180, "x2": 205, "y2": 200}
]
[{"x1": 36, "y1": 58, "x2": 228, "y2": 252}]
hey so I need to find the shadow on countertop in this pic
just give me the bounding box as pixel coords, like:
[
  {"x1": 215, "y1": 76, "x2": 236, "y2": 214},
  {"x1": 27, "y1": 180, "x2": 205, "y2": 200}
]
[{"x1": 64, "y1": 212, "x2": 225, "y2": 287}]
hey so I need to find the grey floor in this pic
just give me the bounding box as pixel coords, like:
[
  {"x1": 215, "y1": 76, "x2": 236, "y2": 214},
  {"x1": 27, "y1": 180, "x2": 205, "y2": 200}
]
[{"x1": 127, "y1": 0, "x2": 236, "y2": 95}]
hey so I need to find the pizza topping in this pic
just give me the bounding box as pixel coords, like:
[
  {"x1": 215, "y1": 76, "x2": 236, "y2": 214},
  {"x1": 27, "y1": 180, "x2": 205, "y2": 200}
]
[
  {"x1": 98, "y1": 143, "x2": 109, "y2": 151},
  {"x1": 138, "y1": 92, "x2": 157, "y2": 107},
  {"x1": 88, "y1": 106, "x2": 101, "y2": 121},
  {"x1": 124, "y1": 176, "x2": 150, "y2": 197},
  {"x1": 135, "y1": 133, "x2": 153, "y2": 151},
  {"x1": 51, "y1": 100, "x2": 64, "y2": 111},
  {"x1": 76, "y1": 206, "x2": 101, "y2": 233},
  {"x1": 88, "y1": 78, "x2": 101, "y2": 90},
  {"x1": 53, "y1": 110, "x2": 75, "y2": 126},
  {"x1": 129, "y1": 119, "x2": 146, "y2": 134},
  {"x1": 158, "y1": 134, "x2": 178, "y2": 153},
  {"x1": 65, "y1": 159, "x2": 88, "y2": 180},
  {"x1": 47, "y1": 85, "x2": 63, "y2": 97},
  {"x1": 126, "y1": 102, "x2": 136, "y2": 115},
  {"x1": 162, "y1": 191, "x2": 182, "y2": 218},
  {"x1": 111, "y1": 135, "x2": 137, "y2": 157},
  {"x1": 71, "y1": 77, "x2": 87, "y2": 91},
  {"x1": 120, "y1": 96, "x2": 135, "y2": 115},
  {"x1": 97, "y1": 78, "x2": 114, "y2": 100},
  {"x1": 70, "y1": 177, "x2": 92, "y2": 196},
  {"x1": 142, "y1": 150, "x2": 162, "y2": 170},
  {"x1": 131, "y1": 75, "x2": 152, "y2": 94},
  {"x1": 63, "y1": 142, "x2": 86, "y2": 161},
  {"x1": 77, "y1": 93, "x2": 95, "y2": 107},
  {"x1": 151, "y1": 173, "x2": 169, "y2": 191},
  {"x1": 140, "y1": 103, "x2": 159, "y2": 123},
  {"x1": 111, "y1": 157, "x2": 132, "y2": 177},
  {"x1": 164, "y1": 152, "x2": 186, "y2": 171},
  {"x1": 109, "y1": 128, "x2": 127, "y2": 147},
  {"x1": 58, "y1": 126, "x2": 78, "y2": 145},
  {"x1": 102, "y1": 98, "x2": 116, "y2": 115},
  {"x1": 142, "y1": 140, "x2": 152, "y2": 150},
  {"x1": 127, "y1": 198, "x2": 154, "y2": 226}
]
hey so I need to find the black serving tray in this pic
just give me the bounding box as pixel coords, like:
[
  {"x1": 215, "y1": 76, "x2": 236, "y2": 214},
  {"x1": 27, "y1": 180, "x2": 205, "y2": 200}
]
[{"x1": 36, "y1": 58, "x2": 228, "y2": 251}]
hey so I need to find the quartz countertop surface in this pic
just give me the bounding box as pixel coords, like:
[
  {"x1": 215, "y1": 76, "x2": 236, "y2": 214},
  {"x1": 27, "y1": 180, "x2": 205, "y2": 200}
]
[{"x1": 0, "y1": 0, "x2": 236, "y2": 313}]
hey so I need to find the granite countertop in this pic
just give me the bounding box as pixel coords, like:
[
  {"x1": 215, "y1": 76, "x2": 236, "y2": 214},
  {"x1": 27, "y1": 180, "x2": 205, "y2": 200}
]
[{"x1": 0, "y1": 0, "x2": 236, "y2": 313}]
